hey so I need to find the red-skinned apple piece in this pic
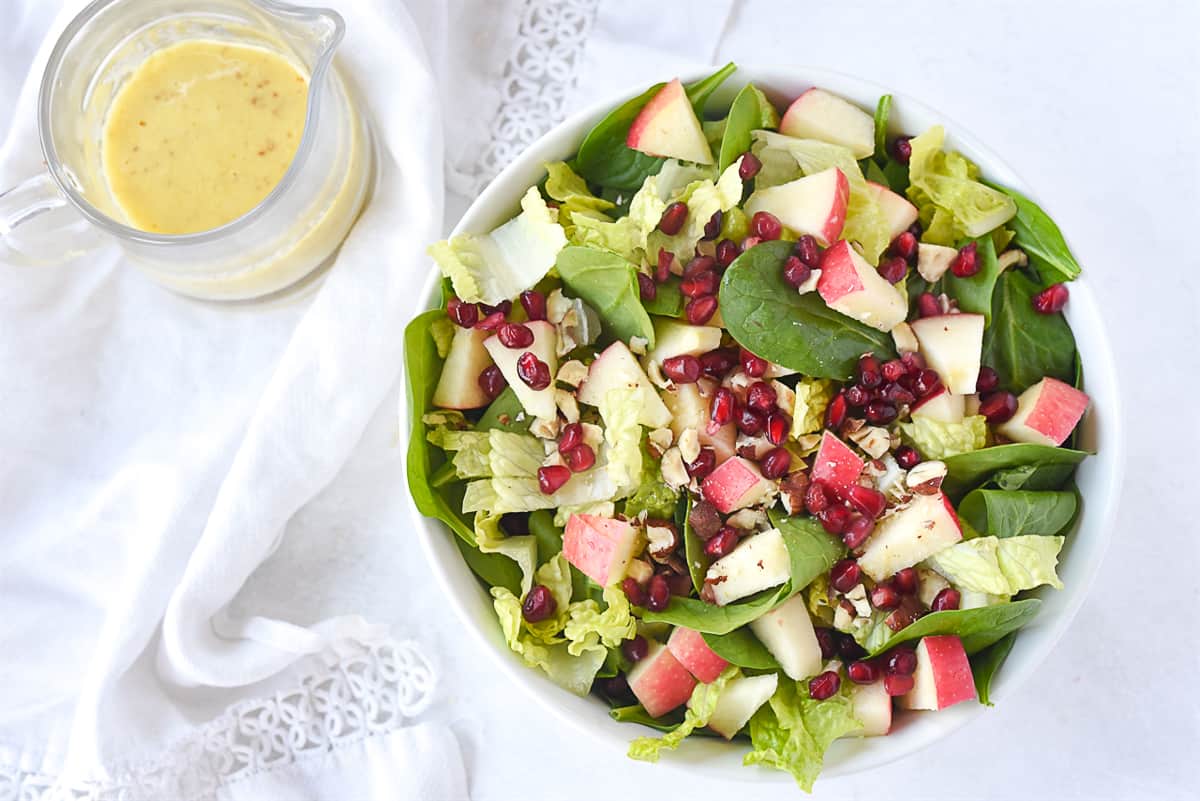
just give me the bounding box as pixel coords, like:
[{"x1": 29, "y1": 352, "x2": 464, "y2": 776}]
[
  {"x1": 810, "y1": 430, "x2": 865, "y2": 498},
  {"x1": 866, "y1": 181, "x2": 919, "y2": 242},
  {"x1": 562, "y1": 514, "x2": 643, "y2": 587},
  {"x1": 743, "y1": 167, "x2": 849, "y2": 246},
  {"x1": 817, "y1": 240, "x2": 908, "y2": 332},
  {"x1": 899, "y1": 635, "x2": 977, "y2": 710},
  {"x1": 700, "y1": 456, "x2": 774, "y2": 514},
  {"x1": 704, "y1": 528, "x2": 790, "y2": 606},
  {"x1": 779, "y1": 88, "x2": 875, "y2": 158},
  {"x1": 626, "y1": 78, "x2": 714, "y2": 165},
  {"x1": 997, "y1": 377, "x2": 1090, "y2": 446},
  {"x1": 910, "y1": 313, "x2": 984, "y2": 395},
  {"x1": 667, "y1": 626, "x2": 730, "y2": 683},
  {"x1": 662, "y1": 378, "x2": 737, "y2": 465},
  {"x1": 857, "y1": 492, "x2": 963, "y2": 582},
  {"x1": 433, "y1": 325, "x2": 495, "y2": 409},
  {"x1": 628, "y1": 641, "x2": 698, "y2": 718}
]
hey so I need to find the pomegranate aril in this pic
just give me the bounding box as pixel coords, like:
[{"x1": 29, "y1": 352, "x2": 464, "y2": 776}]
[
  {"x1": 740, "y1": 348, "x2": 768, "y2": 378},
  {"x1": 765, "y1": 410, "x2": 790, "y2": 445},
  {"x1": 890, "y1": 136, "x2": 913, "y2": 164},
  {"x1": 637, "y1": 272, "x2": 657, "y2": 302},
  {"x1": 662, "y1": 354, "x2": 702, "y2": 384},
  {"x1": 847, "y1": 485, "x2": 888, "y2": 518},
  {"x1": 877, "y1": 256, "x2": 908, "y2": 284},
  {"x1": 704, "y1": 526, "x2": 740, "y2": 559},
  {"x1": 479, "y1": 300, "x2": 512, "y2": 317},
  {"x1": 815, "y1": 628, "x2": 837, "y2": 660},
  {"x1": 848, "y1": 660, "x2": 880, "y2": 684},
  {"x1": 976, "y1": 365, "x2": 1000, "y2": 393},
  {"x1": 564, "y1": 443, "x2": 596, "y2": 472},
  {"x1": 794, "y1": 235, "x2": 820, "y2": 267},
  {"x1": 949, "y1": 242, "x2": 979, "y2": 277},
  {"x1": 498, "y1": 322, "x2": 534, "y2": 349},
  {"x1": 746, "y1": 381, "x2": 777, "y2": 412},
  {"x1": 978, "y1": 391, "x2": 1019, "y2": 423},
  {"x1": 622, "y1": 577, "x2": 647, "y2": 607},
  {"x1": 825, "y1": 392, "x2": 848, "y2": 430},
  {"x1": 703, "y1": 210, "x2": 723, "y2": 240},
  {"x1": 477, "y1": 365, "x2": 507, "y2": 400},
  {"x1": 738, "y1": 152, "x2": 762, "y2": 180},
  {"x1": 805, "y1": 481, "x2": 830, "y2": 515},
  {"x1": 886, "y1": 648, "x2": 917, "y2": 676},
  {"x1": 845, "y1": 385, "x2": 870, "y2": 407},
  {"x1": 681, "y1": 270, "x2": 718, "y2": 298},
  {"x1": 736, "y1": 406, "x2": 766, "y2": 436},
  {"x1": 830, "y1": 559, "x2": 860, "y2": 593},
  {"x1": 913, "y1": 368, "x2": 941, "y2": 397},
  {"x1": 537, "y1": 465, "x2": 571, "y2": 495},
  {"x1": 656, "y1": 248, "x2": 674, "y2": 282},
  {"x1": 685, "y1": 295, "x2": 718, "y2": 325},
  {"x1": 516, "y1": 351, "x2": 552, "y2": 390},
  {"x1": 917, "y1": 292, "x2": 941, "y2": 318},
  {"x1": 599, "y1": 674, "x2": 633, "y2": 702},
  {"x1": 684, "y1": 255, "x2": 717, "y2": 278},
  {"x1": 700, "y1": 348, "x2": 737, "y2": 377},
  {"x1": 476, "y1": 311, "x2": 506, "y2": 331},
  {"x1": 760, "y1": 447, "x2": 792, "y2": 479},
  {"x1": 711, "y1": 387, "x2": 736, "y2": 426},
  {"x1": 782, "y1": 255, "x2": 812, "y2": 289},
  {"x1": 621, "y1": 635, "x2": 649, "y2": 663},
  {"x1": 741, "y1": 236, "x2": 762, "y2": 252},
  {"x1": 519, "y1": 290, "x2": 547, "y2": 321},
  {"x1": 808, "y1": 670, "x2": 841, "y2": 701},
  {"x1": 842, "y1": 515, "x2": 874, "y2": 549},
  {"x1": 884, "y1": 383, "x2": 916, "y2": 406},
  {"x1": 646, "y1": 574, "x2": 671, "y2": 612},
  {"x1": 667, "y1": 571, "x2": 693, "y2": 596},
  {"x1": 884, "y1": 672, "x2": 915, "y2": 697},
  {"x1": 838, "y1": 634, "x2": 867, "y2": 661},
  {"x1": 865, "y1": 401, "x2": 898, "y2": 425},
  {"x1": 901, "y1": 351, "x2": 926, "y2": 373},
  {"x1": 558, "y1": 422, "x2": 583, "y2": 453},
  {"x1": 750, "y1": 211, "x2": 783, "y2": 241},
  {"x1": 658, "y1": 201, "x2": 688, "y2": 235},
  {"x1": 522, "y1": 584, "x2": 557, "y2": 622},
  {"x1": 447, "y1": 297, "x2": 478, "y2": 327},
  {"x1": 820, "y1": 504, "x2": 850, "y2": 535},
  {"x1": 870, "y1": 583, "x2": 901, "y2": 610},
  {"x1": 907, "y1": 220, "x2": 923, "y2": 239},
  {"x1": 1032, "y1": 282, "x2": 1070, "y2": 313},
  {"x1": 890, "y1": 231, "x2": 918, "y2": 261},
  {"x1": 931, "y1": 587, "x2": 961, "y2": 612},
  {"x1": 881, "y1": 359, "x2": 907, "y2": 383},
  {"x1": 716, "y1": 238, "x2": 740, "y2": 267},
  {"x1": 857, "y1": 354, "x2": 882, "y2": 388},
  {"x1": 893, "y1": 567, "x2": 918, "y2": 595},
  {"x1": 685, "y1": 447, "x2": 717, "y2": 480}
]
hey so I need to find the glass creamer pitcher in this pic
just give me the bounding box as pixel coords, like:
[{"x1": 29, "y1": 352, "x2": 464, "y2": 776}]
[{"x1": 0, "y1": 0, "x2": 372, "y2": 301}]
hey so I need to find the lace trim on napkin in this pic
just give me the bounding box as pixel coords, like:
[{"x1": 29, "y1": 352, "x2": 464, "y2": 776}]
[{"x1": 0, "y1": 640, "x2": 434, "y2": 801}]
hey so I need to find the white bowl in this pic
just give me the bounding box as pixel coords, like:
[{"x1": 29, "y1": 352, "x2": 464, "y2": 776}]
[{"x1": 407, "y1": 66, "x2": 1122, "y2": 782}]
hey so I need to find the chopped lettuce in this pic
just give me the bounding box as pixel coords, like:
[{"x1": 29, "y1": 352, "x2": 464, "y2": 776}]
[
  {"x1": 429, "y1": 317, "x2": 455, "y2": 358},
  {"x1": 462, "y1": 470, "x2": 620, "y2": 515},
  {"x1": 492, "y1": 586, "x2": 606, "y2": 696},
  {"x1": 564, "y1": 587, "x2": 637, "y2": 656},
  {"x1": 544, "y1": 162, "x2": 615, "y2": 222},
  {"x1": 906, "y1": 126, "x2": 1017, "y2": 245},
  {"x1": 900, "y1": 414, "x2": 987, "y2": 459},
  {"x1": 925, "y1": 535, "x2": 1065, "y2": 596},
  {"x1": 624, "y1": 456, "x2": 680, "y2": 520},
  {"x1": 791, "y1": 377, "x2": 835, "y2": 437},
  {"x1": 599, "y1": 386, "x2": 644, "y2": 496},
  {"x1": 804, "y1": 573, "x2": 836, "y2": 626},
  {"x1": 428, "y1": 428, "x2": 545, "y2": 480},
  {"x1": 474, "y1": 512, "x2": 538, "y2": 595},
  {"x1": 629, "y1": 666, "x2": 740, "y2": 762},
  {"x1": 429, "y1": 187, "x2": 567, "y2": 304}
]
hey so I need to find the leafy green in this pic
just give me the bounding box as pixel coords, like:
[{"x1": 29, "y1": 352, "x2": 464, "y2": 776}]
[
  {"x1": 718, "y1": 83, "x2": 779, "y2": 172},
  {"x1": 940, "y1": 235, "x2": 1000, "y2": 322},
  {"x1": 474, "y1": 511, "x2": 538, "y2": 594},
  {"x1": 987, "y1": 182, "x2": 1082, "y2": 285},
  {"x1": 629, "y1": 666, "x2": 740, "y2": 761},
  {"x1": 643, "y1": 277, "x2": 684, "y2": 317},
  {"x1": 905, "y1": 126, "x2": 1016, "y2": 244},
  {"x1": 970, "y1": 631, "x2": 1017, "y2": 707},
  {"x1": 476, "y1": 387, "x2": 533, "y2": 433},
  {"x1": 719, "y1": 241, "x2": 896, "y2": 379},
  {"x1": 544, "y1": 161, "x2": 614, "y2": 214},
  {"x1": 872, "y1": 94, "x2": 891, "y2": 163},
  {"x1": 941, "y1": 444, "x2": 1089, "y2": 499},
  {"x1": 556, "y1": 245, "x2": 655, "y2": 346},
  {"x1": 624, "y1": 456, "x2": 680, "y2": 520},
  {"x1": 744, "y1": 678, "x2": 860, "y2": 792},
  {"x1": 926, "y1": 535, "x2": 1064, "y2": 595},
  {"x1": 598, "y1": 386, "x2": 645, "y2": 496},
  {"x1": 610, "y1": 704, "x2": 687, "y2": 732},
  {"x1": 899, "y1": 414, "x2": 988, "y2": 459},
  {"x1": 564, "y1": 587, "x2": 638, "y2": 654},
  {"x1": 983, "y1": 268, "x2": 1077, "y2": 393},
  {"x1": 791, "y1": 377, "x2": 835, "y2": 436},
  {"x1": 864, "y1": 598, "x2": 1041, "y2": 657},
  {"x1": 682, "y1": 496, "x2": 710, "y2": 595},
  {"x1": 702, "y1": 628, "x2": 781, "y2": 670},
  {"x1": 453, "y1": 535, "x2": 522, "y2": 596},
  {"x1": 647, "y1": 161, "x2": 745, "y2": 263},
  {"x1": 959, "y1": 489, "x2": 1077, "y2": 537},
  {"x1": 988, "y1": 462, "x2": 1079, "y2": 492}
]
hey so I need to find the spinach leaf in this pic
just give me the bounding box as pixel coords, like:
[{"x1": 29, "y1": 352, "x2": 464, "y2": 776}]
[
  {"x1": 768, "y1": 510, "x2": 847, "y2": 591},
  {"x1": 575, "y1": 63, "x2": 738, "y2": 190},
  {"x1": 610, "y1": 704, "x2": 685, "y2": 732},
  {"x1": 988, "y1": 462, "x2": 1078, "y2": 492},
  {"x1": 454, "y1": 534, "x2": 522, "y2": 596},
  {"x1": 644, "y1": 277, "x2": 684, "y2": 318},
  {"x1": 982, "y1": 268, "x2": 1077, "y2": 393},
  {"x1": 718, "y1": 83, "x2": 779, "y2": 172},
  {"x1": 476, "y1": 386, "x2": 533, "y2": 433},
  {"x1": 556, "y1": 245, "x2": 656, "y2": 345},
  {"x1": 881, "y1": 159, "x2": 910, "y2": 194},
  {"x1": 682, "y1": 496, "x2": 711, "y2": 597},
  {"x1": 865, "y1": 599, "x2": 1041, "y2": 657},
  {"x1": 703, "y1": 628, "x2": 781, "y2": 670},
  {"x1": 959, "y1": 489, "x2": 1077, "y2": 537},
  {"x1": 941, "y1": 443, "x2": 1088, "y2": 499},
  {"x1": 941, "y1": 235, "x2": 1000, "y2": 322},
  {"x1": 528, "y1": 509, "x2": 562, "y2": 561},
  {"x1": 987, "y1": 182, "x2": 1081, "y2": 285},
  {"x1": 719, "y1": 241, "x2": 896, "y2": 379},
  {"x1": 873, "y1": 94, "x2": 891, "y2": 163},
  {"x1": 970, "y1": 631, "x2": 1017, "y2": 706},
  {"x1": 864, "y1": 159, "x2": 889, "y2": 185}
]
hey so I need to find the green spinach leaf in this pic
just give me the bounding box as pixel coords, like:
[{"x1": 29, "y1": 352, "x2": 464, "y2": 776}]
[
  {"x1": 454, "y1": 534, "x2": 522, "y2": 596},
  {"x1": 719, "y1": 241, "x2": 896, "y2": 379},
  {"x1": 959, "y1": 489, "x2": 1077, "y2": 537},
  {"x1": 865, "y1": 599, "x2": 1041, "y2": 657},
  {"x1": 719, "y1": 83, "x2": 779, "y2": 172},
  {"x1": 942, "y1": 443, "x2": 1088, "y2": 499},
  {"x1": 476, "y1": 387, "x2": 533, "y2": 433},
  {"x1": 682, "y1": 496, "x2": 711, "y2": 597},
  {"x1": 941, "y1": 235, "x2": 1000, "y2": 322},
  {"x1": 982, "y1": 269, "x2": 1076, "y2": 393},
  {"x1": 873, "y1": 94, "x2": 891, "y2": 162},
  {"x1": 970, "y1": 631, "x2": 1017, "y2": 707},
  {"x1": 703, "y1": 628, "x2": 781, "y2": 670},
  {"x1": 610, "y1": 704, "x2": 685, "y2": 731},
  {"x1": 644, "y1": 277, "x2": 685, "y2": 317},
  {"x1": 556, "y1": 245, "x2": 656, "y2": 346},
  {"x1": 988, "y1": 462, "x2": 1078, "y2": 492},
  {"x1": 987, "y1": 182, "x2": 1081, "y2": 285}
]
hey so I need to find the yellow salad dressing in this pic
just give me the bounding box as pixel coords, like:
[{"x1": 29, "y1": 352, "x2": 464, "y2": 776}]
[{"x1": 102, "y1": 40, "x2": 308, "y2": 234}]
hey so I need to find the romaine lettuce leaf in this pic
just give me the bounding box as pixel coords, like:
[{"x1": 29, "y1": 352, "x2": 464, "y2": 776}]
[
  {"x1": 474, "y1": 512, "x2": 538, "y2": 595},
  {"x1": 492, "y1": 586, "x2": 607, "y2": 695},
  {"x1": 925, "y1": 535, "x2": 1065, "y2": 596},
  {"x1": 646, "y1": 160, "x2": 745, "y2": 263},
  {"x1": 564, "y1": 587, "x2": 637, "y2": 656},
  {"x1": 629, "y1": 666, "x2": 740, "y2": 762},
  {"x1": 429, "y1": 317, "x2": 455, "y2": 358},
  {"x1": 900, "y1": 414, "x2": 988, "y2": 459},
  {"x1": 428, "y1": 428, "x2": 545, "y2": 480},
  {"x1": 624, "y1": 457, "x2": 680, "y2": 520},
  {"x1": 599, "y1": 386, "x2": 644, "y2": 496},
  {"x1": 791, "y1": 377, "x2": 835, "y2": 437},
  {"x1": 544, "y1": 161, "x2": 615, "y2": 218},
  {"x1": 906, "y1": 126, "x2": 1016, "y2": 245}
]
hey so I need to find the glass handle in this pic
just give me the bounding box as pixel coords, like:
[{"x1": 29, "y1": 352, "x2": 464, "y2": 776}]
[{"x1": 0, "y1": 172, "x2": 106, "y2": 264}]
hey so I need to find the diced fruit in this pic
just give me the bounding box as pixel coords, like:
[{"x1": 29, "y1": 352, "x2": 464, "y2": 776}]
[
  {"x1": 704, "y1": 673, "x2": 778, "y2": 739},
  {"x1": 667, "y1": 626, "x2": 730, "y2": 683},
  {"x1": 578, "y1": 340, "x2": 672, "y2": 427},
  {"x1": 997, "y1": 377, "x2": 1090, "y2": 446},
  {"x1": 779, "y1": 88, "x2": 875, "y2": 159},
  {"x1": 628, "y1": 641, "x2": 698, "y2": 718},
  {"x1": 899, "y1": 635, "x2": 977, "y2": 710},
  {"x1": 916, "y1": 567, "x2": 951, "y2": 607},
  {"x1": 818, "y1": 240, "x2": 908, "y2": 332},
  {"x1": 909, "y1": 314, "x2": 984, "y2": 395},
  {"x1": 857, "y1": 492, "x2": 963, "y2": 582},
  {"x1": 748, "y1": 594, "x2": 822, "y2": 681},
  {"x1": 810, "y1": 431, "x2": 865, "y2": 498},
  {"x1": 484, "y1": 320, "x2": 558, "y2": 418},
  {"x1": 847, "y1": 680, "x2": 892, "y2": 737},
  {"x1": 432, "y1": 326, "x2": 494, "y2": 409},
  {"x1": 563, "y1": 514, "x2": 643, "y2": 587},
  {"x1": 626, "y1": 78, "x2": 714, "y2": 165},
  {"x1": 662, "y1": 378, "x2": 737, "y2": 464},
  {"x1": 910, "y1": 385, "x2": 966, "y2": 424},
  {"x1": 743, "y1": 167, "x2": 849, "y2": 246},
  {"x1": 866, "y1": 181, "x2": 919, "y2": 242},
  {"x1": 705, "y1": 528, "x2": 790, "y2": 606},
  {"x1": 645, "y1": 319, "x2": 723, "y2": 368},
  {"x1": 916, "y1": 243, "x2": 958, "y2": 282},
  {"x1": 700, "y1": 456, "x2": 774, "y2": 514}
]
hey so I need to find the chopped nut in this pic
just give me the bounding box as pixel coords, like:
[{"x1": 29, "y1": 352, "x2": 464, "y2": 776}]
[
  {"x1": 736, "y1": 433, "x2": 771, "y2": 460},
  {"x1": 530, "y1": 416, "x2": 560, "y2": 440},
  {"x1": 646, "y1": 359, "x2": 671, "y2": 389},
  {"x1": 938, "y1": 293, "x2": 957, "y2": 314},
  {"x1": 688, "y1": 499, "x2": 723, "y2": 541},
  {"x1": 906, "y1": 460, "x2": 947, "y2": 492},
  {"x1": 555, "y1": 389, "x2": 579, "y2": 423},
  {"x1": 840, "y1": 417, "x2": 866, "y2": 436},
  {"x1": 556, "y1": 359, "x2": 588, "y2": 388},
  {"x1": 646, "y1": 521, "x2": 681, "y2": 562},
  {"x1": 725, "y1": 370, "x2": 753, "y2": 394},
  {"x1": 647, "y1": 427, "x2": 674, "y2": 455},
  {"x1": 677, "y1": 428, "x2": 701, "y2": 464},
  {"x1": 848, "y1": 425, "x2": 891, "y2": 459},
  {"x1": 833, "y1": 600, "x2": 855, "y2": 632},
  {"x1": 626, "y1": 558, "x2": 653, "y2": 585},
  {"x1": 542, "y1": 451, "x2": 565, "y2": 468},
  {"x1": 629, "y1": 336, "x2": 648, "y2": 356},
  {"x1": 665, "y1": 554, "x2": 689, "y2": 577},
  {"x1": 997, "y1": 248, "x2": 1028, "y2": 272},
  {"x1": 546, "y1": 289, "x2": 571, "y2": 324},
  {"x1": 770, "y1": 380, "x2": 796, "y2": 414},
  {"x1": 779, "y1": 471, "x2": 811, "y2": 515},
  {"x1": 845, "y1": 584, "x2": 872, "y2": 617},
  {"x1": 891, "y1": 322, "x2": 920, "y2": 354},
  {"x1": 727, "y1": 507, "x2": 767, "y2": 532},
  {"x1": 581, "y1": 422, "x2": 604, "y2": 451},
  {"x1": 796, "y1": 267, "x2": 821, "y2": 294},
  {"x1": 660, "y1": 447, "x2": 690, "y2": 489}
]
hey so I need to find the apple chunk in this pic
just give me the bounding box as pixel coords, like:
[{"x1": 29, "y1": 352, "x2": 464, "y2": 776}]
[
  {"x1": 910, "y1": 313, "x2": 984, "y2": 395},
  {"x1": 563, "y1": 514, "x2": 643, "y2": 587},
  {"x1": 818, "y1": 240, "x2": 908, "y2": 332},
  {"x1": 645, "y1": 319, "x2": 723, "y2": 368},
  {"x1": 484, "y1": 320, "x2": 558, "y2": 419},
  {"x1": 857, "y1": 492, "x2": 963, "y2": 582},
  {"x1": 810, "y1": 430, "x2": 864, "y2": 498},
  {"x1": 866, "y1": 181, "x2": 919, "y2": 242},
  {"x1": 997, "y1": 377, "x2": 1090, "y2": 446},
  {"x1": 911, "y1": 385, "x2": 965, "y2": 424},
  {"x1": 700, "y1": 456, "x2": 774, "y2": 514},
  {"x1": 748, "y1": 594, "x2": 822, "y2": 681},
  {"x1": 626, "y1": 78, "x2": 714, "y2": 165},
  {"x1": 704, "y1": 528, "x2": 790, "y2": 606},
  {"x1": 916, "y1": 243, "x2": 957, "y2": 282},
  {"x1": 744, "y1": 167, "x2": 849, "y2": 246},
  {"x1": 628, "y1": 641, "x2": 697, "y2": 718},
  {"x1": 705, "y1": 673, "x2": 778, "y2": 739},
  {"x1": 578, "y1": 340, "x2": 672, "y2": 427},
  {"x1": 432, "y1": 325, "x2": 494, "y2": 410},
  {"x1": 899, "y1": 635, "x2": 977, "y2": 710},
  {"x1": 847, "y1": 680, "x2": 892, "y2": 737},
  {"x1": 662, "y1": 378, "x2": 737, "y2": 464},
  {"x1": 667, "y1": 626, "x2": 729, "y2": 683},
  {"x1": 779, "y1": 88, "x2": 875, "y2": 158}
]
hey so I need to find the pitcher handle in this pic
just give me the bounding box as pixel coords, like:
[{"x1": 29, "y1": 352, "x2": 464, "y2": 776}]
[{"x1": 0, "y1": 172, "x2": 107, "y2": 264}]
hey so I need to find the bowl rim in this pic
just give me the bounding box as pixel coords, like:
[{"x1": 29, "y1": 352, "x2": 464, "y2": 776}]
[{"x1": 404, "y1": 64, "x2": 1124, "y2": 783}]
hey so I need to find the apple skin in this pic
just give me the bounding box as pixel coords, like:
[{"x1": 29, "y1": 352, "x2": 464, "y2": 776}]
[
  {"x1": 899, "y1": 635, "x2": 977, "y2": 711},
  {"x1": 779, "y1": 87, "x2": 875, "y2": 158},
  {"x1": 866, "y1": 180, "x2": 919, "y2": 242},
  {"x1": 628, "y1": 641, "x2": 698, "y2": 718},
  {"x1": 857, "y1": 492, "x2": 963, "y2": 582},
  {"x1": 909, "y1": 313, "x2": 985, "y2": 395},
  {"x1": 667, "y1": 626, "x2": 730, "y2": 683},
  {"x1": 700, "y1": 456, "x2": 772, "y2": 514},
  {"x1": 817, "y1": 240, "x2": 908, "y2": 332},
  {"x1": 432, "y1": 325, "x2": 494, "y2": 410},
  {"x1": 562, "y1": 514, "x2": 642, "y2": 587},
  {"x1": 997, "y1": 377, "x2": 1090, "y2": 446},
  {"x1": 626, "y1": 78, "x2": 714, "y2": 165},
  {"x1": 744, "y1": 167, "x2": 849, "y2": 246},
  {"x1": 810, "y1": 431, "x2": 864, "y2": 498}
]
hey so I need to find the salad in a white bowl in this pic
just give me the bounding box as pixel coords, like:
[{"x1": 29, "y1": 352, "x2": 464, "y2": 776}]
[{"x1": 405, "y1": 63, "x2": 1095, "y2": 790}]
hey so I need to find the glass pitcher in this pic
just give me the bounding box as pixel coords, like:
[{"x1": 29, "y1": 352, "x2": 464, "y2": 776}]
[{"x1": 0, "y1": 0, "x2": 373, "y2": 301}]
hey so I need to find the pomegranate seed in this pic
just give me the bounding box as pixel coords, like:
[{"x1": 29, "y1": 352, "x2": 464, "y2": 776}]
[
  {"x1": 741, "y1": 236, "x2": 762, "y2": 251},
  {"x1": 931, "y1": 587, "x2": 961, "y2": 612},
  {"x1": 658, "y1": 201, "x2": 688, "y2": 235},
  {"x1": 646, "y1": 574, "x2": 671, "y2": 611},
  {"x1": 667, "y1": 571, "x2": 693, "y2": 596},
  {"x1": 599, "y1": 674, "x2": 634, "y2": 702},
  {"x1": 479, "y1": 300, "x2": 512, "y2": 317},
  {"x1": 901, "y1": 351, "x2": 926, "y2": 373},
  {"x1": 700, "y1": 348, "x2": 737, "y2": 377},
  {"x1": 537, "y1": 465, "x2": 571, "y2": 495},
  {"x1": 782, "y1": 256, "x2": 812, "y2": 289},
  {"x1": 825, "y1": 392, "x2": 848, "y2": 429},
  {"x1": 857, "y1": 354, "x2": 882, "y2": 388},
  {"x1": 917, "y1": 292, "x2": 941, "y2": 318},
  {"x1": 736, "y1": 406, "x2": 765, "y2": 436},
  {"x1": 564, "y1": 443, "x2": 596, "y2": 472},
  {"x1": 810, "y1": 629, "x2": 834, "y2": 660},
  {"x1": 522, "y1": 584, "x2": 557, "y2": 622},
  {"x1": 877, "y1": 256, "x2": 908, "y2": 284},
  {"x1": 710, "y1": 387, "x2": 736, "y2": 426},
  {"x1": 704, "y1": 526, "x2": 740, "y2": 559},
  {"x1": 950, "y1": 243, "x2": 980, "y2": 278},
  {"x1": 637, "y1": 272, "x2": 657, "y2": 302},
  {"x1": 656, "y1": 248, "x2": 674, "y2": 282},
  {"x1": 1032, "y1": 282, "x2": 1070, "y2": 313},
  {"x1": 884, "y1": 672, "x2": 915, "y2": 696},
  {"x1": 893, "y1": 567, "x2": 918, "y2": 595},
  {"x1": 842, "y1": 515, "x2": 874, "y2": 549},
  {"x1": 476, "y1": 311, "x2": 506, "y2": 331},
  {"x1": 870, "y1": 583, "x2": 901, "y2": 610},
  {"x1": 662, "y1": 354, "x2": 702, "y2": 384},
  {"x1": 865, "y1": 401, "x2": 898, "y2": 425},
  {"x1": 808, "y1": 670, "x2": 841, "y2": 701},
  {"x1": 516, "y1": 351, "x2": 551, "y2": 390},
  {"x1": 738, "y1": 152, "x2": 762, "y2": 180},
  {"x1": 558, "y1": 422, "x2": 583, "y2": 453},
  {"x1": 747, "y1": 381, "x2": 777, "y2": 412},
  {"x1": 765, "y1": 410, "x2": 790, "y2": 445},
  {"x1": 881, "y1": 359, "x2": 907, "y2": 383},
  {"x1": 884, "y1": 383, "x2": 917, "y2": 406},
  {"x1": 622, "y1": 577, "x2": 647, "y2": 607},
  {"x1": 890, "y1": 136, "x2": 912, "y2": 164},
  {"x1": 622, "y1": 635, "x2": 649, "y2": 663},
  {"x1": 519, "y1": 290, "x2": 547, "y2": 321},
  {"x1": 794, "y1": 235, "x2": 820, "y2": 267},
  {"x1": 681, "y1": 270, "x2": 718, "y2": 298},
  {"x1": 847, "y1": 485, "x2": 888, "y2": 518},
  {"x1": 716, "y1": 238, "x2": 739, "y2": 267},
  {"x1": 498, "y1": 322, "x2": 534, "y2": 349},
  {"x1": 751, "y1": 211, "x2": 783, "y2": 241},
  {"x1": 740, "y1": 348, "x2": 768, "y2": 378},
  {"x1": 684, "y1": 255, "x2": 717, "y2": 277},
  {"x1": 830, "y1": 559, "x2": 861, "y2": 593},
  {"x1": 805, "y1": 481, "x2": 830, "y2": 514},
  {"x1": 890, "y1": 231, "x2": 918, "y2": 261},
  {"x1": 886, "y1": 648, "x2": 917, "y2": 676},
  {"x1": 760, "y1": 447, "x2": 792, "y2": 479},
  {"x1": 913, "y1": 369, "x2": 941, "y2": 397},
  {"x1": 976, "y1": 365, "x2": 1000, "y2": 394},
  {"x1": 979, "y1": 391, "x2": 1019, "y2": 423},
  {"x1": 477, "y1": 365, "x2": 507, "y2": 400},
  {"x1": 685, "y1": 295, "x2": 718, "y2": 325},
  {"x1": 848, "y1": 660, "x2": 880, "y2": 684},
  {"x1": 703, "y1": 210, "x2": 723, "y2": 240},
  {"x1": 447, "y1": 297, "x2": 478, "y2": 327},
  {"x1": 820, "y1": 505, "x2": 850, "y2": 534},
  {"x1": 685, "y1": 447, "x2": 716, "y2": 480},
  {"x1": 907, "y1": 220, "x2": 923, "y2": 239},
  {"x1": 845, "y1": 385, "x2": 870, "y2": 407},
  {"x1": 838, "y1": 635, "x2": 867, "y2": 661}
]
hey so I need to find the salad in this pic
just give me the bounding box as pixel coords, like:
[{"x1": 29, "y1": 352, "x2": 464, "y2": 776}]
[{"x1": 405, "y1": 63, "x2": 1091, "y2": 790}]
